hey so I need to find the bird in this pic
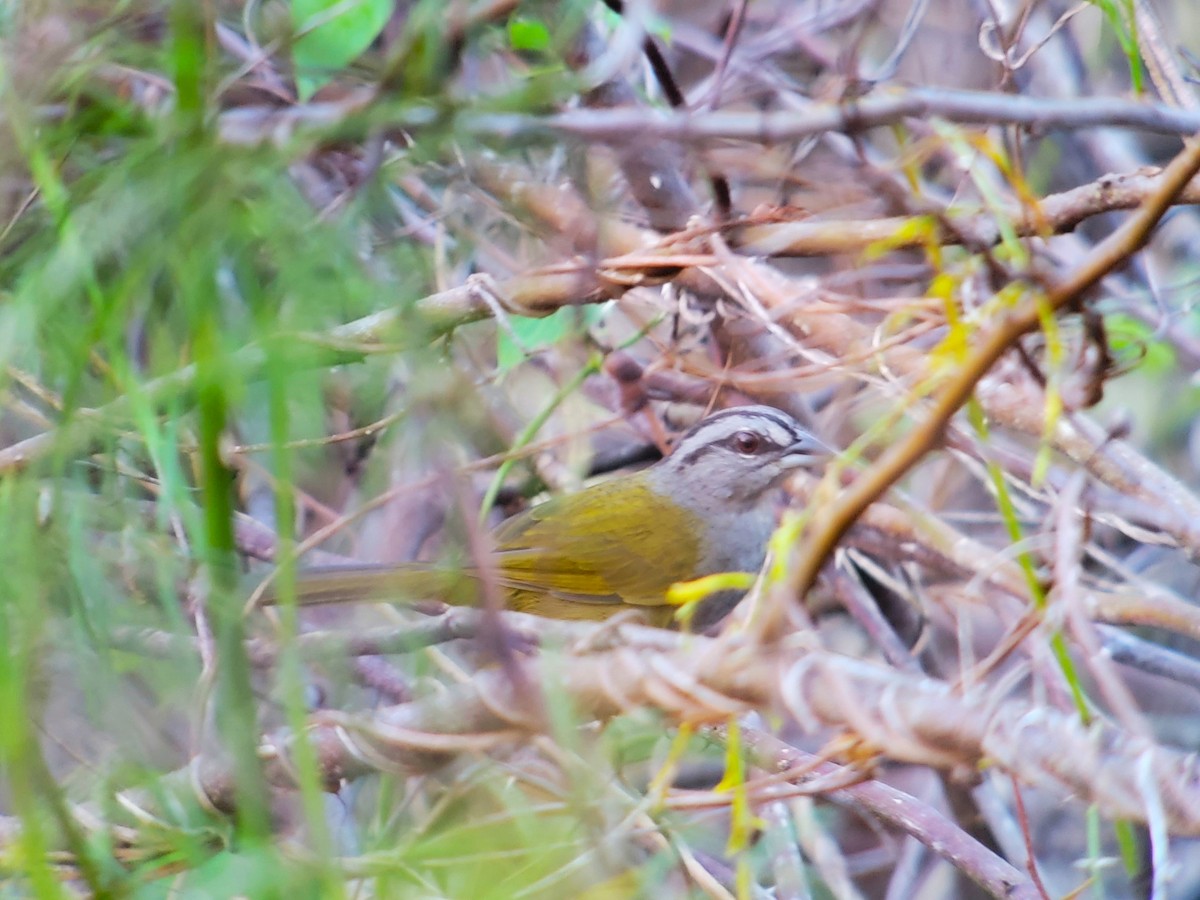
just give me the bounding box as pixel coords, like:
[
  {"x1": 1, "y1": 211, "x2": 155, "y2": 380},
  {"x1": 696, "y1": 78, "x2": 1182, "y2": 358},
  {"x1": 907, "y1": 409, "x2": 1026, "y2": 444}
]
[{"x1": 263, "y1": 406, "x2": 829, "y2": 628}]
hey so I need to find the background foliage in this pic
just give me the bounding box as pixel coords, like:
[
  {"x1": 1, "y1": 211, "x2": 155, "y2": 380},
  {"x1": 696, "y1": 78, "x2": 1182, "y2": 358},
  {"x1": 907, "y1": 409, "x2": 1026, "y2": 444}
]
[{"x1": 3, "y1": 0, "x2": 1200, "y2": 897}]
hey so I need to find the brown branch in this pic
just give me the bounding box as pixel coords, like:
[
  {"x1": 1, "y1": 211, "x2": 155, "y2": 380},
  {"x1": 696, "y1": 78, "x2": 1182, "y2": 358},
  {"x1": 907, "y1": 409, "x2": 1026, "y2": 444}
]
[
  {"x1": 109, "y1": 608, "x2": 683, "y2": 666},
  {"x1": 758, "y1": 133, "x2": 1200, "y2": 640},
  {"x1": 729, "y1": 726, "x2": 1041, "y2": 900},
  {"x1": 108, "y1": 610, "x2": 512, "y2": 667},
  {"x1": 734, "y1": 168, "x2": 1200, "y2": 257},
  {"x1": 94, "y1": 632, "x2": 1200, "y2": 837},
  {"x1": 6, "y1": 162, "x2": 1200, "y2": 488},
  {"x1": 215, "y1": 87, "x2": 1200, "y2": 149}
]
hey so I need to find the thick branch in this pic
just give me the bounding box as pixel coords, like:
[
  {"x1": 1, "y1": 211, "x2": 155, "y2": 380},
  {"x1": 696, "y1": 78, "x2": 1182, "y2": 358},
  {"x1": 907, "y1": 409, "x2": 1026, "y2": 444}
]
[
  {"x1": 760, "y1": 133, "x2": 1200, "y2": 639},
  {"x1": 110, "y1": 635, "x2": 1200, "y2": 837},
  {"x1": 216, "y1": 87, "x2": 1200, "y2": 149}
]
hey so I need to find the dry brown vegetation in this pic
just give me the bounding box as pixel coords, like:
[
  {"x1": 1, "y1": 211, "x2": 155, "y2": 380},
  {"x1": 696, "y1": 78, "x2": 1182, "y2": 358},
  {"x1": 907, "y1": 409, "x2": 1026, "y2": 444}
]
[{"x1": 4, "y1": 1, "x2": 1200, "y2": 898}]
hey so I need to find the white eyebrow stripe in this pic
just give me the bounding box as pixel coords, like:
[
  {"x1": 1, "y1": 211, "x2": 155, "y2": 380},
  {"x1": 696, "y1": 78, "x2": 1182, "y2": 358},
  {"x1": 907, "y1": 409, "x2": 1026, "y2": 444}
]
[{"x1": 672, "y1": 409, "x2": 802, "y2": 458}]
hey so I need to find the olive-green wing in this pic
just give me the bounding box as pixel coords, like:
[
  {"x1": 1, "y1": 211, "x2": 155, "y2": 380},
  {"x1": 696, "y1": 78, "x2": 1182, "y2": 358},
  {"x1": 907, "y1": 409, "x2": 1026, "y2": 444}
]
[{"x1": 491, "y1": 477, "x2": 701, "y2": 606}]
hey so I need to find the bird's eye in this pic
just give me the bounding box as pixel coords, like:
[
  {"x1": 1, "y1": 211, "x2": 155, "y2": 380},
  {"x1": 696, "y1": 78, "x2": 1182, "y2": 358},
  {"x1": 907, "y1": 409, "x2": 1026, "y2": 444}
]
[{"x1": 732, "y1": 431, "x2": 762, "y2": 455}]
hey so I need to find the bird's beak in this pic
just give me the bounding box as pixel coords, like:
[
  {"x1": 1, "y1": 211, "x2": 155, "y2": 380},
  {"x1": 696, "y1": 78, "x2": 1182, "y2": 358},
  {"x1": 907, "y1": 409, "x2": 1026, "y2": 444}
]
[{"x1": 780, "y1": 434, "x2": 833, "y2": 469}]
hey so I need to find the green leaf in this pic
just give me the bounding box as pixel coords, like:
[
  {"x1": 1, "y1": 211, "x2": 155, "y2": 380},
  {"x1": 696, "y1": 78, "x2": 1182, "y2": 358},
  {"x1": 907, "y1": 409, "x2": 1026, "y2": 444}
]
[
  {"x1": 291, "y1": 0, "x2": 391, "y2": 100},
  {"x1": 507, "y1": 17, "x2": 551, "y2": 52},
  {"x1": 495, "y1": 305, "x2": 605, "y2": 372},
  {"x1": 1089, "y1": 0, "x2": 1144, "y2": 92}
]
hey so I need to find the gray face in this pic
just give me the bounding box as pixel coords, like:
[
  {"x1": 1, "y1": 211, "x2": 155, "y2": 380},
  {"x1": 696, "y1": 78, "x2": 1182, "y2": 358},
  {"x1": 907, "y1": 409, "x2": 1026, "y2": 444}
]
[{"x1": 653, "y1": 406, "x2": 829, "y2": 510}]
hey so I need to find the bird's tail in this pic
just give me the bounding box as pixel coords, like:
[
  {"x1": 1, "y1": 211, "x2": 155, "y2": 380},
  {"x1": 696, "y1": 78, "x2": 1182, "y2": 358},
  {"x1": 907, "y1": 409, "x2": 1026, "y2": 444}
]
[{"x1": 256, "y1": 562, "x2": 476, "y2": 606}]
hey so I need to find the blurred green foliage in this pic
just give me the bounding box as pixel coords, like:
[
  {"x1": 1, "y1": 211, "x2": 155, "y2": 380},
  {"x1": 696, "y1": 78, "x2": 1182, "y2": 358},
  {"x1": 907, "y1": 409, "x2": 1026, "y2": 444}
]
[{"x1": 292, "y1": 0, "x2": 392, "y2": 100}]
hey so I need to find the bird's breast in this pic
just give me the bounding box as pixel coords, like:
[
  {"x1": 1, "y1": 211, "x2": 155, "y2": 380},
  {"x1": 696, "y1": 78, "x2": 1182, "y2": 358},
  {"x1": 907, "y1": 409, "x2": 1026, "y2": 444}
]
[
  {"x1": 694, "y1": 506, "x2": 776, "y2": 576},
  {"x1": 645, "y1": 469, "x2": 779, "y2": 577}
]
